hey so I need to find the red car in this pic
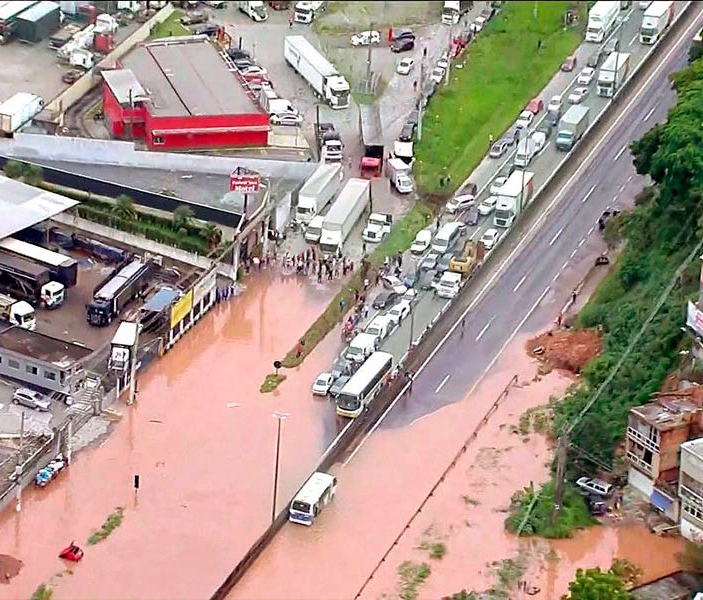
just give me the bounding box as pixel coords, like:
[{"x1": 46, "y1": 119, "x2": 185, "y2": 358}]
[
  {"x1": 526, "y1": 97, "x2": 544, "y2": 114},
  {"x1": 561, "y1": 55, "x2": 577, "y2": 72},
  {"x1": 59, "y1": 542, "x2": 84, "y2": 562}
]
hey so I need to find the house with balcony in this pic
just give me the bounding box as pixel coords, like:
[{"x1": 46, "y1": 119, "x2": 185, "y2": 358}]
[
  {"x1": 679, "y1": 438, "x2": 703, "y2": 543},
  {"x1": 625, "y1": 390, "x2": 703, "y2": 522}
]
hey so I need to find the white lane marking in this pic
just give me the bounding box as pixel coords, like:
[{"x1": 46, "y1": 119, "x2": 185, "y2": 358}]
[
  {"x1": 552, "y1": 273, "x2": 560, "y2": 283},
  {"x1": 512, "y1": 275, "x2": 527, "y2": 293},
  {"x1": 562, "y1": 261, "x2": 569, "y2": 271},
  {"x1": 614, "y1": 144, "x2": 628, "y2": 160},
  {"x1": 570, "y1": 248, "x2": 578, "y2": 258},
  {"x1": 618, "y1": 183, "x2": 625, "y2": 193},
  {"x1": 582, "y1": 184, "x2": 596, "y2": 204},
  {"x1": 549, "y1": 227, "x2": 564, "y2": 246},
  {"x1": 434, "y1": 374, "x2": 451, "y2": 394},
  {"x1": 578, "y1": 238, "x2": 586, "y2": 247},
  {"x1": 588, "y1": 226, "x2": 595, "y2": 235},
  {"x1": 628, "y1": 32, "x2": 638, "y2": 46},
  {"x1": 627, "y1": 175, "x2": 634, "y2": 182},
  {"x1": 475, "y1": 316, "x2": 495, "y2": 342},
  {"x1": 345, "y1": 16, "x2": 702, "y2": 465},
  {"x1": 470, "y1": 228, "x2": 482, "y2": 241},
  {"x1": 643, "y1": 106, "x2": 656, "y2": 121}
]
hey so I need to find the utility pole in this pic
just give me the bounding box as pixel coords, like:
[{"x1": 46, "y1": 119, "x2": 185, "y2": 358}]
[
  {"x1": 271, "y1": 411, "x2": 289, "y2": 523},
  {"x1": 15, "y1": 412, "x2": 25, "y2": 513},
  {"x1": 365, "y1": 24, "x2": 373, "y2": 92},
  {"x1": 551, "y1": 434, "x2": 569, "y2": 525},
  {"x1": 417, "y1": 62, "x2": 425, "y2": 142},
  {"x1": 128, "y1": 316, "x2": 141, "y2": 406}
]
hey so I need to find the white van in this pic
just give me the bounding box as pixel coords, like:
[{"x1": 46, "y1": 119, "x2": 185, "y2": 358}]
[
  {"x1": 435, "y1": 272, "x2": 462, "y2": 299},
  {"x1": 304, "y1": 215, "x2": 325, "y2": 243},
  {"x1": 432, "y1": 221, "x2": 464, "y2": 254},
  {"x1": 345, "y1": 332, "x2": 378, "y2": 363},
  {"x1": 289, "y1": 471, "x2": 337, "y2": 526},
  {"x1": 365, "y1": 314, "x2": 393, "y2": 342}
]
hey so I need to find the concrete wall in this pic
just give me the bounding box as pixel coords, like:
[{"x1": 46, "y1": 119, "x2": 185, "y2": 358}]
[
  {"x1": 45, "y1": 4, "x2": 176, "y2": 116},
  {"x1": 0, "y1": 134, "x2": 318, "y2": 181},
  {"x1": 52, "y1": 212, "x2": 216, "y2": 269}
]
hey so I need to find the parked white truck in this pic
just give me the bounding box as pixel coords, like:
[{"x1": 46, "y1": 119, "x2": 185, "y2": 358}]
[
  {"x1": 586, "y1": 1, "x2": 620, "y2": 42},
  {"x1": 294, "y1": 1, "x2": 325, "y2": 24},
  {"x1": 284, "y1": 36, "x2": 350, "y2": 109},
  {"x1": 0, "y1": 293, "x2": 36, "y2": 330},
  {"x1": 597, "y1": 51, "x2": 631, "y2": 97},
  {"x1": 237, "y1": 1, "x2": 268, "y2": 21},
  {"x1": 493, "y1": 171, "x2": 535, "y2": 229},
  {"x1": 441, "y1": 1, "x2": 470, "y2": 25},
  {"x1": 514, "y1": 131, "x2": 547, "y2": 168},
  {"x1": 259, "y1": 88, "x2": 298, "y2": 116},
  {"x1": 555, "y1": 105, "x2": 590, "y2": 152},
  {"x1": 362, "y1": 213, "x2": 393, "y2": 244},
  {"x1": 0, "y1": 93, "x2": 43, "y2": 136},
  {"x1": 387, "y1": 158, "x2": 414, "y2": 194},
  {"x1": 319, "y1": 178, "x2": 370, "y2": 255},
  {"x1": 295, "y1": 162, "x2": 344, "y2": 224},
  {"x1": 639, "y1": 1, "x2": 674, "y2": 44}
]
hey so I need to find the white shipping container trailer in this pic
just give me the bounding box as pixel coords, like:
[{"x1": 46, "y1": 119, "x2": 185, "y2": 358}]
[
  {"x1": 0, "y1": 92, "x2": 43, "y2": 135},
  {"x1": 295, "y1": 162, "x2": 344, "y2": 224},
  {"x1": 639, "y1": 1, "x2": 674, "y2": 44},
  {"x1": 319, "y1": 178, "x2": 370, "y2": 255},
  {"x1": 585, "y1": 1, "x2": 620, "y2": 42}
]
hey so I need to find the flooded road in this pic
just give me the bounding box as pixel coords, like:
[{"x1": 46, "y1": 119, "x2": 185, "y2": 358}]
[{"x1": 0, "y1": 272, "x2": 344, "y2": 600}]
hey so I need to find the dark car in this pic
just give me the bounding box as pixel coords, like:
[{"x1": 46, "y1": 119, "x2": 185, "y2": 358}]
[
  {"x1": 330, "y1": 357, "x2": 352, "y2": 380},
  {"x1": 587, "y1": 494, "x2": 607, "y2": 516},
  {"x1": 402, "y1": 269, "x2": 418, "y2": 289},
  {"x1": 603, "y1": 37, "x2": 620, "y2": 55},
  {"x1": 561, "y1": 55, "x2": 577, "y2": 72},
  {"x1": 479, "y1": 7, "x2": 495, "y2": 21},
  {"x1": 391, "y1": 38, "x2": 415, "y2": 53},
  {"x1": 406, "y1": 109, "x2": 419, "y2": 127},
  {"x1": 391, "y1": 28, "x2": 415, "y2": 42},
  {"x1": 180, "y1": 11, "x2": 207, "y2": 25},
  {"x1": 489, "y1": 138, "x2": 511, "y2": 158},
  {"x1": 536, "y1": 120, "x2": 553, "y2": 138},
  {"x1": 466, "y1": 206, "x2": 479, "y2": 226},
  {"x1": 587, "y1": 48, "x2": 603, "y2": 68},
  {"x1": 372, "y1": 291, "x2": 400, "y2": 310},
  {"x1": 436, "y1": 253, "x2": 453, "y2": 273},
  {"x1": 234, "y1": 58, "x2": 253, "y2": 70},
  {"x1": 418, "y1": 269, "x2": 438, "y2": 290},
  {"x1": 504, "y1": 126, "x2": 521, "y2": 144},
  {"x1": 194, "y1": 24, "x2": 219, "y2": 36},
  {"x1": 399, "y1": 122, "x2": 415, "y2": 142},
  {"x1": 329, "y1": 375, "x2": 351, "y2": 398},
  {"x1": 227, "y1": 48, "x2": 251, "y2": 60},
  {"x1": 419, "y1": 253, "x2": 439, "y2": 271}
]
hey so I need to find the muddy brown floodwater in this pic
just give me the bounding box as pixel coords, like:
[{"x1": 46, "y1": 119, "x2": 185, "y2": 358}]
[
  {"x1": 0, "y1": 271, "x2": 345, "y2": 600},
  {"x1": 231, "y1": 331, "x2": 683, "y2": 600}
]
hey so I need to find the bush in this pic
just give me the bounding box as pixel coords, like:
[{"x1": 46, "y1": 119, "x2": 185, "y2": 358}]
[{"x1": 4, "y1": 160, "x2": 25, "y2": 179}]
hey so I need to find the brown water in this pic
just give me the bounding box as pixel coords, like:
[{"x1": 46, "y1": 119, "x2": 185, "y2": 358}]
[
  {"x1": 0, "y1": 272, "x2": 342, "y2": 600},
  {"x1": 231, "y1": 334, "x2": 683, "y2": 600}
]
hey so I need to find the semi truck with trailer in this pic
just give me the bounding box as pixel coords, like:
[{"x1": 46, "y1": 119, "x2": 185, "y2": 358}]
[
  {"x1": 295, "y1": 162, "x2": 344, "y2": 225},
  {"x1": 87, "y1": 258, "x2": 153, "y2": 327},
  {"x1": 492, "y1": 171, "x2": 535, "y2": 229},
  {"x1": 0, "y1": 251, "x2": 62, "y2": 307},
  {"x1": 585, "y1": 1, "x2": 620, "y2": 43},
  {"x1": 0, "y1": 237, "x2": 78, "y2": 288},
  {"x1": 236, "y1": 1, "x2": 268, "y2": 21},
  {"x1": 319, "y1": 178, "x2": 371, "y2": 256},
  {"x1": 555, "y1": 105, "x2": 590, "y2": 152},
  {"x1": 597, "y1": 51, "x2": 631, "y2": 97},
  {"x1": 0, "y1": 293, "x2": 36, "y2": 330},
  {"x1": 284, "y1": 35, "x2": 350, "y2": 109},
  {"x1": 639, "y1": 0, "x2": 674, "y2": 44},
  {"x1": 0, "y1": 92, "x2": 43, "y2": 136},
  {"x1": 441, "y1": 1, "x2": 471, "y2": 25}
]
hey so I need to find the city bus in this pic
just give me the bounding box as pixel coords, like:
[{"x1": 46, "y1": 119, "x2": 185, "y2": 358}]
[
  {"x1": 288, "y1": 471, "x2": 337, "y2": 526},
  {"x1": 335, "y1": 351, "x2": 394, "y2": 418}
]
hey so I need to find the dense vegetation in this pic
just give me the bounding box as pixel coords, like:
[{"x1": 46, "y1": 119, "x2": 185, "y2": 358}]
[
  {"x1": 562, "y1": 567, "x2": 630, "y2": 600},
  {"x1": 508, "y1": 47, "x2": 703, "y2": 537}
]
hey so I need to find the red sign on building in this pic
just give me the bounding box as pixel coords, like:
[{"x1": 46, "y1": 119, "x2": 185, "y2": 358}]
[{"x1": 229, "y1": 172, "x2": 261, "y2": 193}]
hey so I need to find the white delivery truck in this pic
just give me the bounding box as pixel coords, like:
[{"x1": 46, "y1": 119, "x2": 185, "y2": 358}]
[
  {"x1": 586, "y1": 1, "x2": 620, "y2": 42},
  {"x1": 639, "y1": 1, "x2": 674, "y2": 44},
  {"x1": 442, "y1": 1, "x2": 470, "y2": 25},
  {"x1": 514, "y1": 131, "x2": 547, "y2": 168},
  {"x1": 345, "y1": 332, "x2": 377, "y2": 363},
  {"x1": 362, "y1": 213, "x2": 392, "y2": 243},
  {"x1": 237, "y1": 1, "x2": 268, "y2": 21},
  {"x1": 295, "y1": 162, "x2": 343, "y2": 224},
  {"x1": 555, "y1": 105, "x2": 590, "y2": 152},
  {"x1": 284, "y1": 35, "x2": 350, "y2": 109},
  {"x1": 0, "y1": 293, "x2": 36, "y2": 330},
  {"x1": 319, "y1": 178, "x2": 370, "y2": 255},
  {"x1": 493, "y1": 170, "x2": 535, "y2": 229},
  {"x1": 0, "y1": 93, "x2": 44, "y2": 136},
  {"x1": 259, "y1": 89, "x2": 298, "y2": 116},
  {"x1": 387, "y1": 158, "x2": 414, "y2": 194},
  {"x1": 304, "y1": 214, "x2": 325, "y2": 244},
  {"x1": 597, "y1": 51, "x2": 631, "y2": 97},
  {"x1": 294, "y1": 1, "x2": 325, "y2": 24}
]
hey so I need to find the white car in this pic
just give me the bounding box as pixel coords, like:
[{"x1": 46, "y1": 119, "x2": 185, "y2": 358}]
[
  {"x1": 239, "y1": 65, "x2": 268, "y2": 77},
  {"x1": 480, "y1": 228, "x2": 501, "y2": 250},
  {"x1": 388, "y1": 299, "x2": 412, "y2": 323},
  {"x1": 577, "y1": 67, "x2": 595, "y2": 85},
  {"x1": 547, "y1": 95, "x2": 563, "y2": 113},
  {"x1": 381, "y1": 274, "x2": 408, "y2": 295},
  {"x1": 477, "y1": 196, "x2": 498, "y2": 216},
  {"x1": 470, "y1": 16, "x2": 486, "y2": 32},
  {"x1": 445, "y1": 193, "x2": 474, "y2": 214},
  {"x1": 396, "y1": 57, "x2": 414, "y2": 75},
  {"x1": 351, "y1": 30, "x2": 380, "y2": 46},
  {"x1": 437, "y1": 57, "x2": 449, "y2": 71},
  {"x1": 568, "y1": 86, "x2": 589, "y2": 104},
  {"x1": 489, "y1": 176, "x2": 507, "y2": 195},
  {"x1": 410, "y1": 229, "x2": 432, "y2": 254},
  {"x1": 312, "y1": 372, "x2": 334, "y2": 396},
  {"x1": 270, "y1": 112, "x2": 303, "y2": 126},
  {"x1": 430, "y1": 67, "x2": 445, "y2": 84},
  {"x1": 515, "y1": 110, "x2": 534, "y2": 129}
]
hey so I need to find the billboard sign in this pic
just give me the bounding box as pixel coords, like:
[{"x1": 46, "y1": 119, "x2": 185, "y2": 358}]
[
  {"x1": 687, "y1": 301, "x2": 703, "y2": 338},
  {"x1": 230, "y1": 172, "x2": 260, "y2": 193},
  {"x1": 170, "y1": 290, "x2": 193, "y2": 329}
]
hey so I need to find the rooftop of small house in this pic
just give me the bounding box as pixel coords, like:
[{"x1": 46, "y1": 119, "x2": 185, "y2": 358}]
[{"x1": 630, "y1": 388, "x2": 703, "y2": 430}]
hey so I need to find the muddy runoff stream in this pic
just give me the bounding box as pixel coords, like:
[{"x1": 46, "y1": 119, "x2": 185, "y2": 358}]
[{"x1": 0, "y1": 272, "x2": 345, "y2": 600}]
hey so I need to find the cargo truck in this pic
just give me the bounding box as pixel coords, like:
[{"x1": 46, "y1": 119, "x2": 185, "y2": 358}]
[
  {"x1": 387, "y1": 158, "x2": 414, "y2": 194},
  {"x1": 493, "y1": 170, "x2": 535, "y2": 229},
  {"x1": 0, "y1": 251, "x2": 58, "y2": 306},
  {"x1": 639, "y1": 0, "x2": 674, "y2": 44},
  {"x1": 360, "y1": 104, "x2": 384, "y2": 178},
  {"x1": 317, "y1": 123, "x2": 343, "y2": 161},
  {"x1": 597, "y1": 51, "x2": 631, "y2": 97},
  {"x1": 555, "y1": 105, "x2": 590, "y2": 152},
  {"x1": 514, "y1": 131, "x2": 547, "y2": 168},
  {"x1": 441, "y1": 1, "x2": 471, "y2": 25},
  {"x1": 295, "y1": 162, "x2": 344, "y2": 224},
  {"x1": 284, "y1": 36, "x2": 350, "y2": 109},
  {"x1": 319, "y1": 178, "x2": 371, "y2": 256},
  {"x1": 237, "y1": 1, "x2": 268, "y2": 21},
  {"x1": 0, "y1": 293, "x2": 36, "y2": 330},
  {"x1": 586, "y1": 1, "x2": 620, "y2": 42},
  {"x1": 0, "y1": 92, "x2": 43, "y2": 136},
  {"x1": 294, "y1": 1, "x2": 325, "y2": 24},
  {"x1": 259, "y1": 89, "x2": 298, "y2": 116},
  {"x1": 87, "y1": 258, "x2": 152, "y2": 326},
  {"x1": 0, "y1": 237, "x2": 77, "y2": 289}
]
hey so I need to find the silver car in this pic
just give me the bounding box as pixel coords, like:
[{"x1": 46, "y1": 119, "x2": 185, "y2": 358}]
[{"x1": 13, "y1": 388, "x2": 50, "y2": 411}]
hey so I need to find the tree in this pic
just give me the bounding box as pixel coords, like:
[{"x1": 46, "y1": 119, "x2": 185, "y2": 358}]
[
  {"x1": 562, "y1": 567, "x2": 630, "y2": 600},
  {"x1": 112, "y1": 194, "x2": 137, "y2": 222},
  {"x1": 688, "y1": 41, "x2": 703, "y2": 65},
  {"x1": 202, "y1": 222, "x2": 222, "y2": 249},
  {"x1": 172, "y1": 205, "x2": 194, "y2": 230}
]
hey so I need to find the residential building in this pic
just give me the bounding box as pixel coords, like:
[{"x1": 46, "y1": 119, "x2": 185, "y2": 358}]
[
  {"x1": 625, "y1": 391, "x2": 703, "y2": 521},
  {"x1": 680, "y1": 438, "x2": 703, "y2": 542}
]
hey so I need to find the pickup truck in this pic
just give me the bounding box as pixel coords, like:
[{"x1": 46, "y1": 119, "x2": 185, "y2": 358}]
[{"x1": 362, "y1": 213, "x2": 393, "y2": 243}]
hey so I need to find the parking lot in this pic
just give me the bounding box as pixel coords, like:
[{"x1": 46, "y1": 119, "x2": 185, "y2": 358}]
[{"x1": 0, "y1": 378, "x2": 68, "y2": 439}]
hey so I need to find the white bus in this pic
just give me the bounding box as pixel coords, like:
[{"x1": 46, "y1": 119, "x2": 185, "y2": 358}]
[
  {"x1": 336, "y1": 351, "x2": 394, "y2": 418},
  {"x1": 289, "y1": 471, "x2": 337, "y2": 526}
]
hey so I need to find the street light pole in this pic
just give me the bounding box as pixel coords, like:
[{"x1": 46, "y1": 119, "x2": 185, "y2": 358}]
[{"x1": 271, "y1": 411, "x2": 289, "y2": 524}]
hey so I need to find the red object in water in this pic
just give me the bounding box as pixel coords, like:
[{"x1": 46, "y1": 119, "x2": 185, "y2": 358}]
[{"x1": 59, "y1": 542, "x2": 84, "y2": 562}]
